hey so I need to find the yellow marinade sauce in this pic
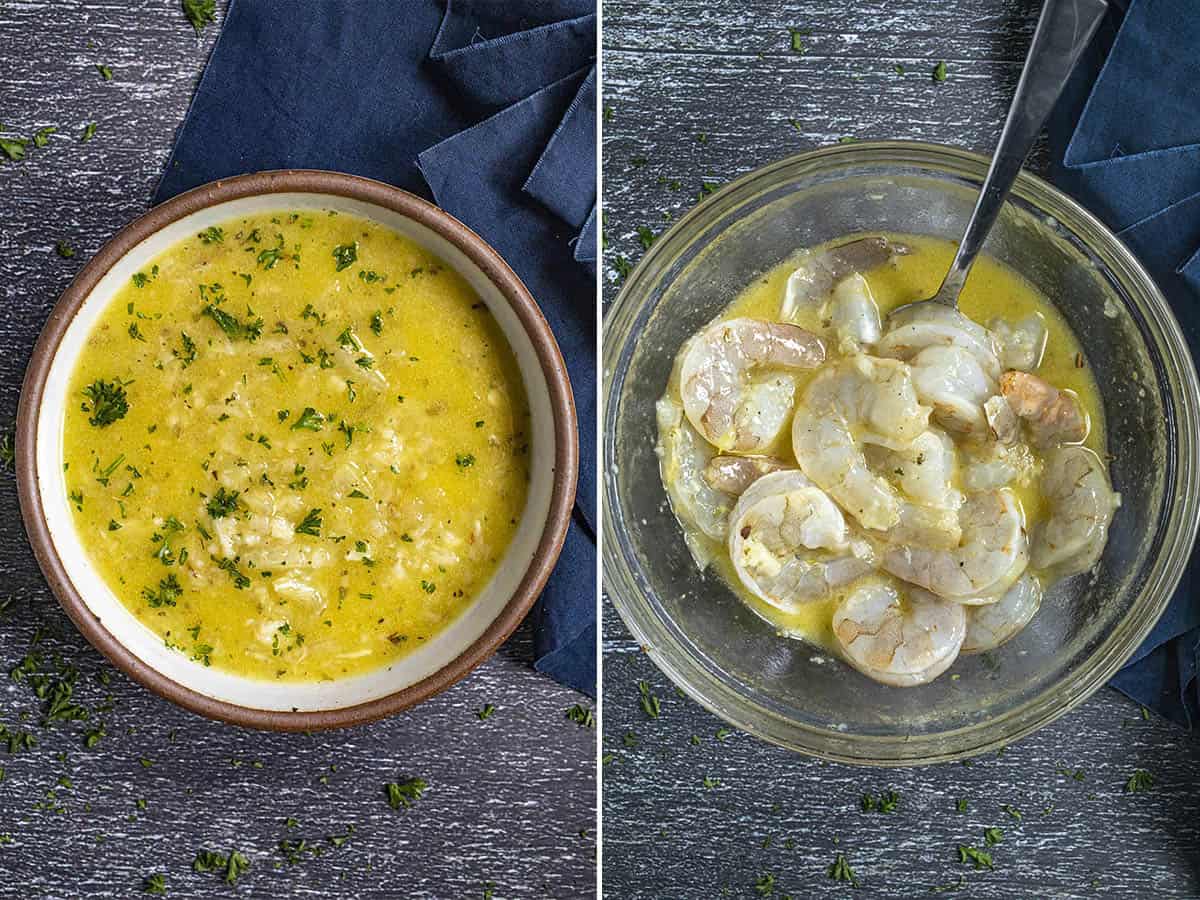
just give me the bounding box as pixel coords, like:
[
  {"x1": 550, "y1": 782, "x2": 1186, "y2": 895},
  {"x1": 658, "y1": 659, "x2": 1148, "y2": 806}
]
[
  {"x1": 665, "y1": 233, "x2": 1106, "y2": 652},
  {"x1": 63, "y1": 210, "x2": 531, "y2": 682}
]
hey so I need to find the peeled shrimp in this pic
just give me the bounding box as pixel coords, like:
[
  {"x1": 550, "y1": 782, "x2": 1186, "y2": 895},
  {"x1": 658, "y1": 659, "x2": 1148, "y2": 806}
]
[
  {"x1": 728, "y1": 471, "x2": 873, "y2": 611},
  {"x1": 960, "y1": 440, "x2": 1040, "y2": 493},
  {"x1": 1032, "y1": 446, "x2": 1119, "y2": 577},
  {"x1": 871, "y1": 429, "x2": 962, "y2": 511},
  {"x1": 984, "y1": 394, "x2": 1020, "y2": 445},
  {"x1": 999, "y1": 371, "x2": 1088, "y2": 447},
  {"x1": 866, "y1": 430, "x2": 964, "y2": 550},
  {"x1": 703, "y1": 455, "x2": 789, "y2": 495},
  {"x1": 679, "y1": 317, "x2": 825, "y2": 452},
  {"x1": 832, "y1": 579, "x2": 966, "y2": 687},
  {"x1": 877, "y1": 304, "x2": 1001, "y2": 381},
  {"x1": 655, "y1": 395, "x2": 734, "y2": 556},
  {"x1": 781, "y1": 236, "x2": 908, "y2": 319},
  {"x1": 791, "y1": 356, "x2": 930, "y2": 530},
  {"x1": 990, "y1": 315, "x2": 1047, "y2": 372},
  {"x1": 910, "y1": 345, "x2": 997, "y2": 436},
  {"x1": 879, "y1": 489, "x2": 1028, "y2": 601},
  {"x1": 962, "y1": 574, "x2": 1042, "y2": 653}
]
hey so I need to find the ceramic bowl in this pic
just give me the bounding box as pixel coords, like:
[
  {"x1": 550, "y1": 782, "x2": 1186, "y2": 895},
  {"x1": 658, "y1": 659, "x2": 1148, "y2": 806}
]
[{"x1": 18, "y1": 170, "x2": 578, "y2": 730}]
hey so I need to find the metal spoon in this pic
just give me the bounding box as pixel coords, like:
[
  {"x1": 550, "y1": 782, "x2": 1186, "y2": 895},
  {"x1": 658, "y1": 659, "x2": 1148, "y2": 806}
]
[{"x1": 900, "y1": 0, "x2": 1108, "y2": 313}]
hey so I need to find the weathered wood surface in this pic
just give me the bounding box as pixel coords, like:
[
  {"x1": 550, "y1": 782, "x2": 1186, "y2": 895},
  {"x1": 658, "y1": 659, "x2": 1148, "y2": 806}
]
[
  {"x1": 601, "y1": 2, "x2": 1200, "y2": 898},
  {"x1": 0, "y1": 3, "x2": 595, "y2": 898}
]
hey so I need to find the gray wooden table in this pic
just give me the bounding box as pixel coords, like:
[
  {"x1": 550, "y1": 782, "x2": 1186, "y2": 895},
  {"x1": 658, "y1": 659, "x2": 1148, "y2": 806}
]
[
  {"x1": 601, "y1": 2, "x2": 1200, "y2": 898},
  {"x1": 0, "y1": 3, "x2": 595, "y2": 898}
]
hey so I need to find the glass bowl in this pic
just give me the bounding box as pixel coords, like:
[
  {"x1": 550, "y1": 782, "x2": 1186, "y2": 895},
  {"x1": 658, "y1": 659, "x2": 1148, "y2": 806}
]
[{"x1": 602, "y1": 142, "x2": 1200, "y2": 765}]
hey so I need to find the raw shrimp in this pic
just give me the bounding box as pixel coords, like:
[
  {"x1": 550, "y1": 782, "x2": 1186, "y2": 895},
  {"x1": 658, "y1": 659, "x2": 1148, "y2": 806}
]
[
  {"x1": 655, "y1": 395, "x2": 734, "y2": 559},
  {"x1": 791, "y1": 356, "x2": 930, "y2": 530},
  {"x1": 999, "y1": 371, "x2": 1088, "y2": 447},
  {"x1": 728, "y1": 471, "x2": 873, "y2": 611},
  {"x1": 832, "y1": 579, "x2": 966, "y2": 687},
  {"x1": 910, "y1": 346, "x2": 997, "y2": 436},
  {"x1": 703, "y1": 455, "x2": 790, "y2": 495},
  {"x1": 870, "y1": 429, "x2": 962, "y2": 511},
  {"x1": 866, "y1": 430, "x2": 964, "y2": 550},
  {"x1": 990, "y1": 315, "x2": 1047, "y2": 372},
  {"x1": 877, "y1": 304, "x2": 1001, "y2": 381},
  {"x1": 827, "y1": 274, "x2": 883, "y2": 348},
  {"x1": 984, "y1": 394, "x2": 1020, "y2": 445},
  {"x1": 879, "y1": 489, "x2": 1029, "y2": 601},
  {"x1": 960, "y1": 440, "x2": 1040, "y2": 493},
  {"x1": 781, "y1": 236, "x2": 909, "y2": 319},
  {"x1": 1032, "y1": 446, "x2": 1120, "y2": 577},
  {"x1": 679, "y1": 317, "x2": 825, "y2": 452},
  {"x1": 962, "y1": 574, "x2": 1042, "y2": 653}
]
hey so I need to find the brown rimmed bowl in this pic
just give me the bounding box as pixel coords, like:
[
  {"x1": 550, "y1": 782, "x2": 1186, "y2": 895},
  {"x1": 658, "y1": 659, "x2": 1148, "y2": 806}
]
[{"x1": 17, "y1": 170, "x2": 578, "y2": 731}]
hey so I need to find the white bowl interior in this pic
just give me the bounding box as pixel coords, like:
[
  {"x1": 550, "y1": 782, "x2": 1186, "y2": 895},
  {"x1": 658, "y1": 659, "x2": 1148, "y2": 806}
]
[{"x1": 36, "y1": 192, "x2": 556, "y2": 712}]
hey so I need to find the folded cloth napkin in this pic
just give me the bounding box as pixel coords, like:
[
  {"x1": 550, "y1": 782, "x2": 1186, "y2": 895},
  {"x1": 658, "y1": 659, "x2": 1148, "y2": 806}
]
[
  {"x1": 156, "y1": 0, "x2": 597, "y2": 696},
  {"x1": 1048, "y1": 0, "x2": 1200, "y2": 724}
]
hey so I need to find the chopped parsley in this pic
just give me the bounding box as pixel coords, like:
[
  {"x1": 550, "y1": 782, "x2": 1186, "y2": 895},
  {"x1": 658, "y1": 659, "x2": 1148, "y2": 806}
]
[
  {"x1": 295, "y1": 508, "x2": 322, "y2": 537},
  {"x1": 96, "y1": 64, "x2": 113, "y2": 81},
  {"x1": 182, "y1": 0, "x2": 217, "y2": 34},
  {"x1": 141, "y1": 574, "x2": 182, "y2": 608},
  {"x1": 173, "y1": 332, "x2": 197, "y2": 367},
  {"x1": 32, "y1": 126, "x2": 56, "y2": 148},
  {"x1": 1126, "y1": 769, "x2": 1154, "y2": 793},
  {"x1": 192, "y1": 848, "x2": 249, "y2": 885},
  {"x1": 290, "y1": 407, "x2": 324, "y2": 432},
  {"x1": 82, "y1": 379, "x2": 129, "y2": 427},
  {"x1": 81, "y1": 122, "x2": 98, "y2": 143},
  {"x1": 0, "y1": 136, "x2": 27, "y2": 161},
  {"x1": 215, "y1": 557, "x2": 250, "y2": 589},
  {"x1": 54, "y1": 240, "x2": 75, "y2": 258},
  {"x1": 984, "y1": 827, "x2": 1003, "y2": 846},
  {"x1": 370, "y1": 311, "x2": 383, "y2": 335},
  {"x1": 958, "y1": 845, "x2": 993, "y2": 870},
  {"x1": 933, "y1": 61, "x2": 948, "y2": 82},
  {"x1": 566, "y1": 705, "x2": 594, "y2": 728},
  {"x1": 202, "y1": 304, "x2": 263, "y2": 342},
  {"x1": 205, "y1": 487, "x2": 240, "y2": 519},
  {"x1": 197, "y1": 225, "x2": 224, "y2": 244},
  {"x1": 332, "y1": 241, "x2": 359, "y2": 272},
  {"x1": 455, "y1": 453, "x2": 476, "y2": 468},
  {"x1": 384, "y1": 777, "x2": 427, "y2": 809},
  {"x1": 788, "y1": 26, "x2": 810, "y2": 53},
  {"x1": 827, "y1": 853, "x2": 858, "y2": 885},
  {"x1": 861, "y1": 789, "x2": 899, "y2": 813},
  {"x1": 142, "y1": 873, "x2": 166, "y2": 894},
  {"x1": 637, "y1": 680, "x2": 661, "y2": 719},
  {"x1": 476, "y1": 704, "x2": 496, "y2": 720}
]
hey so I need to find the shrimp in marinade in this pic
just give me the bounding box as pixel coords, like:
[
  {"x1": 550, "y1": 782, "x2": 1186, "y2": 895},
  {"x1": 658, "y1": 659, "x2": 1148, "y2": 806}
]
[
  {"x1": 727, "y1": 470, "x2": 873, "y2": 612},
  {"x1": 791, "y1": 355, "x2": 930, "y2": 531},
  {"x1": 832, "y1": 579, "x2": 966, "y2": 687},
  {"x1": 679, "y1": 317, "x2": 825, "y2": 453},
  {"x1": 962, "y1": 574, "x2": 1043, "y2": 653},
  {"x1": 1033, "y1": 446, "x2": 1119, "y2": 578},
  {"x1": 879, "y1": 489, "x2": 1029, "y2": 602}
]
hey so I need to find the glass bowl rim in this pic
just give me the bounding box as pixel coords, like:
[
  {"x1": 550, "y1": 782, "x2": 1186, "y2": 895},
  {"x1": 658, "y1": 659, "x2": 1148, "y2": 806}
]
[{"x1": 602, "y1": 140, "x2": 1200, "y2": 765}]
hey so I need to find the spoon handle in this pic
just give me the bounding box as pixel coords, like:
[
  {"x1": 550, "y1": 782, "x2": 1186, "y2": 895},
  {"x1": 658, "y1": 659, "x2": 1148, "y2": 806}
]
[{"x1": 933, "y1": 0, "x2": 1108, "y2": 306}]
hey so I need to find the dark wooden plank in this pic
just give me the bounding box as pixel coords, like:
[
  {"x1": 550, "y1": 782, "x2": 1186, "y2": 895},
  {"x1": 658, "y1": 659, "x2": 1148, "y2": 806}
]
[
  {"x1": 601, "y1": 2, "x2": 1200, "y2": 897},
  {"x1": 0, "y1": 3, "x2": 596, "y2": 897}
]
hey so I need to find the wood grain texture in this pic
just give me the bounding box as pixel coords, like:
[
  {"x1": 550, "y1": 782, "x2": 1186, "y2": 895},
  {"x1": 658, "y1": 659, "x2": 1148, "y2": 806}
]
[
  {"x1": 600, "y1": 2, "x2": 1200, "y2": 898},
  {"x1": 0, "y1": 3, "x2": 596, "y2": 898}
]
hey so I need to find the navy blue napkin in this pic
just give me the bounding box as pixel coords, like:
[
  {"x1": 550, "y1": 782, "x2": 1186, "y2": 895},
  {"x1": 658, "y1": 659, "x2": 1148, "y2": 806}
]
[
  {"x1": 1048, "y1": 0, "x2": 1200, "y2": 724},
  {"x1": 155, "y1": 0, "x2": 596, "y2": 696}
]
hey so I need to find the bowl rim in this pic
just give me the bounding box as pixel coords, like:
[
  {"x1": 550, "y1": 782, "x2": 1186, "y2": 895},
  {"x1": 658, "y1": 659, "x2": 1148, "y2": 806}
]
[
  {"x1": 17, "y1": 169, "x2": 579, "y2": 731},
  {"x1": 602, "y1": 140, "x2": 1200, "y2": 764}
]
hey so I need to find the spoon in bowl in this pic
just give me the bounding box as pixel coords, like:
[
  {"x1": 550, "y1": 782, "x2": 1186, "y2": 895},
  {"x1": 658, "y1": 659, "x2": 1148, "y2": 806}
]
[{"x1": 893, "y1": 0, "x2": 1108, "y2": 316}]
